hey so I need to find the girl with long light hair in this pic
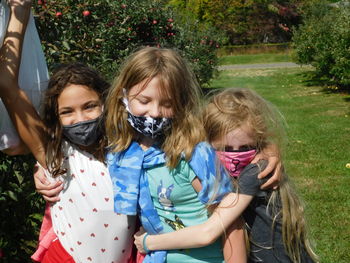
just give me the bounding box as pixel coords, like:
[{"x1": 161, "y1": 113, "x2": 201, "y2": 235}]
[{"x1": 134, "y1": 88, "x2": 319, "y2": 263}]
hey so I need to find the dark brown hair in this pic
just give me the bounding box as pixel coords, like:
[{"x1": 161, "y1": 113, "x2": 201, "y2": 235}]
[{"x1": 42, "y1": 63, "x2": 110, "y2": 177}]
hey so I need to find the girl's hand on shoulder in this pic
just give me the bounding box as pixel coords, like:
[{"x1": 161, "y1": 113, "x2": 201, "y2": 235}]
[
  {"x1": 33, "y1": 164, "x2": 63, "y2": 203},
  {"x1": 134, "y1": 227, "x2": 147, "y2": 254},
  {"x1": 252, "y1": 143, "x2": 282, "y2": 190}
]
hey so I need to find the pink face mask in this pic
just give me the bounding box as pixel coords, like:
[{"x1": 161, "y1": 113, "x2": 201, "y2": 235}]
[{"x1": 216, "y1": 149, "x2": 257, "y2": 177}]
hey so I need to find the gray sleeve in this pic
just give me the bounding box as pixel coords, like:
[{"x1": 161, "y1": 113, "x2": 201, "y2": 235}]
[{"x1": 234, "y1": 161, "x2": 271, "y2": 196}]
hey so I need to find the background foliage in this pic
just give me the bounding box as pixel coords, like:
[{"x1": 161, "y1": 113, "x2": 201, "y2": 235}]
[
  {"x1": 168, "y1": 0, "x2": 304, "y2": 45},
  {"x1": 0, "y1": 153, "x2": 44, "y2": 262},
  {"x1": 292, "y1": 0, "x2": 350, "y2": 90},
  {"x1": 33, "y1": 0, "x2": 224, "y2": 86}
]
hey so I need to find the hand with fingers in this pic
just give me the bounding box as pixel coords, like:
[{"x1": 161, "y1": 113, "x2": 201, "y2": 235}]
[
  {"x1": 134, "y1": 227, "x2": 147, "y2": 254},
  {"x1": 33, "y1": 164, "x2": 63, "y2": 203},
  {"x1": 252, "y1": 143, "x2": 282, "y2": 190}
]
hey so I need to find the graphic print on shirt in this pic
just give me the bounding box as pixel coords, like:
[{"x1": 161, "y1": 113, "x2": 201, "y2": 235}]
[
  {"x1": 157, "y1": 180, "x2": 175, "y2": 211},
  {"x1": 165, "y1": 215, "x2": 185, "y2": 231}
]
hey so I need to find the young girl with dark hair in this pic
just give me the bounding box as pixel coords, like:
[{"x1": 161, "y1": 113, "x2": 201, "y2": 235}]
[{"x1": 0, "y1": 2, "x2": 135, "y2": 262}]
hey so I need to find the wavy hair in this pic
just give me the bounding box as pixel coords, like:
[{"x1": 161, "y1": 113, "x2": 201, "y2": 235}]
[
  {"x1": 105, "y1": 47, "x2": 205, "y2": 168},
  {"x1": 203, "y1": 88, "x2": 318, "y2": 263},
  {"x1": 42, "y1": 63, "x2": 110, "y2": 177}
]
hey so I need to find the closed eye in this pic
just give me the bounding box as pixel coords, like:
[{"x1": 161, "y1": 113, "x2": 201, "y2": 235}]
[{"x1": 136, "y1": 97, "x2": 150, "y2": 105}]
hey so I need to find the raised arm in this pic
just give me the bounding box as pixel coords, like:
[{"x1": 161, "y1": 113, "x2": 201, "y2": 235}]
[
  {"x1": 0, "y1": 0, "x2": 47, "y2": 167},
  {"x1": 134, "y1": 192, "x2": 253, "y2": 251}
]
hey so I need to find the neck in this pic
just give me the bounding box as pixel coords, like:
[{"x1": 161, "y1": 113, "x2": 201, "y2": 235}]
[
  {"x1": 77, "y1": 141, "x2": 98, "y2": 155},
  {"x1": 138, "y1": 136, "x2": 155, "y2": 151}
]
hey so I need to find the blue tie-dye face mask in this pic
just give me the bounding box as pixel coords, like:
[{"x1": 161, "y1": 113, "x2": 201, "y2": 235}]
[{"x1": 122, "y1": 98, "x2": 172, "y2": 139}]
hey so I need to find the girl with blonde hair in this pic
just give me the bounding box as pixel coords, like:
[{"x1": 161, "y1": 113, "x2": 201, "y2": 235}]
[
  {"x1": 134, "y1": 88, "x2": 319, "y2": 263},
  {"x1": 105, "y1": 46, "x2": 233, "y2": 263}
]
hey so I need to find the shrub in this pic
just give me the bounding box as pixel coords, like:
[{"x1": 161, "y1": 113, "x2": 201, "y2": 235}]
[
  {"x1": 33, "y1": 0, "x2": 223, "y2": 86},
  {"x1": 292, "y1": 0, "x2": 350, "y2": 89},
  {"x1": 0, "y1": 153, "x2": 45, "y2": 262}
]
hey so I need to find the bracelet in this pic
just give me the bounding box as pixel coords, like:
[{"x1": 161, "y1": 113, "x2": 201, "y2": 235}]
[{"x1": 142, "y1": 233, "x2": 150, "y2": 254}]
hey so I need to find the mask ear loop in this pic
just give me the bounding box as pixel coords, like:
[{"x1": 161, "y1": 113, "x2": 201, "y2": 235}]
[{"x1": 122, "y1": 89, "x2": 132, "y2": 113}]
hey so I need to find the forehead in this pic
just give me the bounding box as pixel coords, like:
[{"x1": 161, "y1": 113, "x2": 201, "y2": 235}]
[
  {"x1": 212, "y1": 125, "x2": 255, "y2": 148},
  {"x1": 128, "y1": 76, "x2": 170, "y2": 99},
  {"x1": 58, "y1": 84, "x2": 100, "y2": 107}
]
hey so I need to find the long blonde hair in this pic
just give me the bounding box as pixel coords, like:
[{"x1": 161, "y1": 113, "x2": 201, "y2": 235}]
[
  {"x1": 105, "y1": 47, "x2": 205, "y2": 168},
  {"x1": 203, "y1": 88, "x2": 318, "y2": 263}
]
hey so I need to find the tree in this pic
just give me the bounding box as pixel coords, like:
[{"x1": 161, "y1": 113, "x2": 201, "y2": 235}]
[
  {"x1": 293, "y1": 0, "x2": 350, "y2": 89},
  {"x1": 168, "y1": 0, "x2": 304, "y2": 45}
]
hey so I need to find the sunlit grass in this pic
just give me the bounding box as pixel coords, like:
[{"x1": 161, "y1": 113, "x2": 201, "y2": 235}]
[
  {"x1": 209, "y1": 65, "x2": 350, "y2": 263},
  {"x1": 218, "y1": 52, "x2": 293, "y2": 65}
]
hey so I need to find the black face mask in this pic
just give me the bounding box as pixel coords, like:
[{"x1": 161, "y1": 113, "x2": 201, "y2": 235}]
[
  {"x1": 62, "y1": 116, "x2": 102, "y2": 146},
  {"x1": 122, "y1": 97, "x2": 172, "y2": 139},
  {"x1": 126, "y1": 111, "x2": 172, "y2": 139}
]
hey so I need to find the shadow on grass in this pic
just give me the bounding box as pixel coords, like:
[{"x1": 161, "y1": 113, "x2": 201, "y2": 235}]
[{"x1": 297, "y1": 71, "x2": 350, "y2": 97}]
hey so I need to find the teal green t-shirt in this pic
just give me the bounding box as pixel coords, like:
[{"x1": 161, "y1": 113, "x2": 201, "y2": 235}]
[{"x1": 146, "y1": 160, "x2": 224, "y2": 263}]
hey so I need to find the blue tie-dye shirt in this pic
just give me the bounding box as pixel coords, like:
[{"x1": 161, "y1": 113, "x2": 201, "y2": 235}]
[{"x1": 107, "y1": 141, "x2": 232, "y2": 263}]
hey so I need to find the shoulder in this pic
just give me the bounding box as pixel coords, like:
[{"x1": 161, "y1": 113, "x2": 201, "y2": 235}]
[
  {"x1": 241, "y1": 160, "x2": 269, "y2": 178},
  {"x1": 191, "y1": 141, "x2": 215, "y2": 162},
  {"x1": 238, "y1": 160, "x2": 270, "y2": 196}
]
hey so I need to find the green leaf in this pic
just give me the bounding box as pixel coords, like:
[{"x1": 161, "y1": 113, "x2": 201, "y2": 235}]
[{"x1": 62, "y1": 41, "x2": 71, "y2": 51}]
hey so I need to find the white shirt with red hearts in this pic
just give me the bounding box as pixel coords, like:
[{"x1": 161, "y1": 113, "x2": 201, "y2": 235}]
[{"x1": 46, "y1": 142, "x2": 136, "y2": 263}]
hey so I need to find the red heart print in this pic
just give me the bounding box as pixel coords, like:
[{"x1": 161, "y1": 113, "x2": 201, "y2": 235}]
[
  {"x1": 80, "y1": 169, "x2": 84, "y2": 173},
  {"x1": 93, "y1": 208, "x2": 97, "y2": 212},
  {"x1": 77, "y1": 241, "x2": 82, "y2": 245},
  {"x1": 90, "y1": 233, "x2": 95, "y2": 237},
  {"x1": 114, "y1": 236, "x2": 118, "y2": 240},
  {"x1": 80, "y1": 217, "x2": 84, "y2": 222},
  {"x1": 81, "y1": 192, "x2": 86, "y2": 197},
  {"x1": 87, "y1": 257, "x2": 92, "y2": 261},
  {"x1": 101, "y1": 248, "x2": 106, "y2": 253},
  {"x1": 69, "y1": 198, "x2": 73, "y2": 203},
  {"x1": 92, "y1": 182, "x2": 96, "y2": 186},
  {"x1": 101, "y1": 172, "x2": 105, "y2": 176},
  {"x1": 104, "y1": 224, "x2": 108, "y2": 228},
  {"x1": 104, "y1": 198, "x2": 109, "y2": 202}
]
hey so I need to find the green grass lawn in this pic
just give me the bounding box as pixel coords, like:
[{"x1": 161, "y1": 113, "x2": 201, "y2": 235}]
[
  {"x1": 218, "y1": 52, "x2": 293, "y2": 65},
  {"x1": 209, "y1": 62, "x2": 350, "y2": 263}
]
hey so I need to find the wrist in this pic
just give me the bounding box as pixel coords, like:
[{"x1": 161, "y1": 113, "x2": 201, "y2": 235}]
[{"x1": 143, "y1": 233, "x2": 151, "y2": 253}]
